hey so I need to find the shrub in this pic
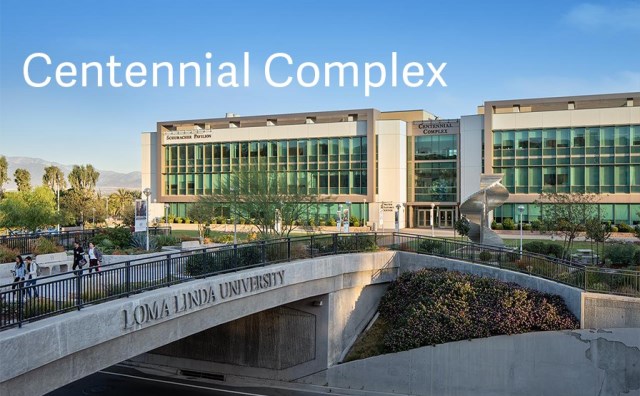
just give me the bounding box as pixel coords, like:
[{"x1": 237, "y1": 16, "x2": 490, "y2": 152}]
[
  {"x1": 32, "y1": 237, "x2": 64, "y2": 255},
  {"x1": 522, "y1": 223, "x2": 532, "y2": 231},
  {"x1": 0, "y1": 244, "x2": 20, "y2": 263},
  {"x1": 617, "y1": 223, "x2": 635, "y2": 233},
  {"x1": 479, "y1": 250, "x2": 493, "y2": 261},
  {"x1": 491, "y1": 220, "x2": 497, "y2": 229},
  {"x1": 94, "y1": 226, "x2": 132, "y2": 249},
  {"x1": 502, "y1": 218, "x2": 516, "y2": 230},
  {"x1": 153, "y1": 235, "x2": 180, "y2": 248},
  {"x1": 494, "y1": 223, "x2": 504, "y2": 230},
  {"x1": 131, "y1": 232, "x2": 158, "y2": 251},
  {"x1": 522, "y1": 241, "x2": 565, "y2": 259},
  {"x1": 377, "y1": 268, "x2": 579, "y2": 353},
  {"x1": 184, "y1": 246, "x2": 262, "y2": 276},
  {"x1": 604, "y1": 243, "x2": 638, "y2": 266},
  {"x1": 531, "y1": 219, "x2": 542, "y2": 231},
  {"x1": 610, "y1": 226, "x2": 619, "y2": 233},
  {"x1": 24, "y1": 298, "x2": 74, "y2": 319},
  {"x1": 417, "y1": 239, "x2": 444, "y2": 255},
  {"x1": 328, "y1": 218, "x2": 337, "y2": 227}
]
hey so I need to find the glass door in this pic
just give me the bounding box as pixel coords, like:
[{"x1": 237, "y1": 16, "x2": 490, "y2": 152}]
[
  {"x1": 439, "y1": 209, "x2": 454, "y2": 228},
  {"x1": 417, "y1": 209, "x2": 428, "y2": 228}
]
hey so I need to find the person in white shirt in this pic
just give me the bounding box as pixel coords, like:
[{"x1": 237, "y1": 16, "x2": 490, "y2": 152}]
[
  {"x1": 87, "y1": 242, "x2": 103, "y2": 274},
  {"x1": 25, "y1": 256, "x2": 39, "y2": 298}
]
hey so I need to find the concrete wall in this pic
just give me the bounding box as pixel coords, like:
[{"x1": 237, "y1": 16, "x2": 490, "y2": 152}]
[
  {"x1": 375, "y1": 119, "x2": 407, "y2": 229},
  {"x1": 326, "y1": 328, "x2": 640, "y2": 396},
  {"x1": 459, "y1": 114, "x2": 483, "y2": 203},
  {"x1": 583, "y1": 292, "x2": 640, "y2": 329}
]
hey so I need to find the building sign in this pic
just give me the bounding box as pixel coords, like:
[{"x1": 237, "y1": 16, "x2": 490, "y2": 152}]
[
  {"x1": 381, "y1": 202, "x2": 394, "y2": 212},
  {"x1": 412, "y1": 119, "x2": 460, "y2": 136},
  {"x1": 122, "y1": 269, "x2": 286, "y2": 330},
  {"x1": 162, "y1": 129, "x2": 214, "y2": 144}
]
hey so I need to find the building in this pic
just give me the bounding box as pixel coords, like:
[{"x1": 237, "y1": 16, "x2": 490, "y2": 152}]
[{"x1": 142, "y1": 92, "x2": 640, "y2": 229}]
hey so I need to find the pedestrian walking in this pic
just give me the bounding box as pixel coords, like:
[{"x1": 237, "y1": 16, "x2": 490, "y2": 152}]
[
  {"x1": 25, "y1": 256, "x2": 39, "y2": 298},
  {"x1": 87, "y1": 242, "x2": 103, "y2": 274},
  {"x1": 11, "y1": 255, "x2": 26, "y2": 296},
  {"x1": 72, "y1": 242, "x2": 85, "y2": 275}
]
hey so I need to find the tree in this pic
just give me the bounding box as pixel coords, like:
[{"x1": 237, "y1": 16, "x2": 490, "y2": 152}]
[
  {"x1": 198, "y1": 170, "x2": 322, "y2": 239},
  {"x1": 42, "y1": 165, "x2": 67, "y2": 191},
  {"x1": 187, "y1": 201, "x2": 216, "y2": 242},
  {"x1": 585, "y1": 218, "x2": 612, "y2": 265},
  {"x1": 14, "y1": 168, "x2": 31, "y2": 192},
  {"x1": 454, "y1": 216, "x2": 470, "y2": 241},
  {"x1": 68, "y1": 164, "x2": 100, "y2": 191},
  {"x1": 535, "y1": 192, "x2": 599, "y2": 260},
  {"x1": 0, "y1": 186, "x2": 56, "y2": 231},
  {"x1": 109, "y1": 189, "x2": 140, "y2": 219},
  {"x1": 0, "y1": 155, "x2": 8, "y2": 194}
]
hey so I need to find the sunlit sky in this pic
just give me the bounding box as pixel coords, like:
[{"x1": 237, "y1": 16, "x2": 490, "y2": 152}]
[{"x1": 1, "y1": 0, "x2": 639, "y2": 172}]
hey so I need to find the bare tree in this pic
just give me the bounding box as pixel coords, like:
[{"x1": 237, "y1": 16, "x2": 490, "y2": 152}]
[
  {"x1": 535, "y1": 192, "x2": 599, "y2": 260},
  {"x1": 197, "y1": 170, "x2": 322, "y2": 239}
]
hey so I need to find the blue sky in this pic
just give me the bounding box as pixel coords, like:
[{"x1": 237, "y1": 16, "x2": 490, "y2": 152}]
[{"x1": 1, "y1": 0, "x2": 639, "y2": 173}]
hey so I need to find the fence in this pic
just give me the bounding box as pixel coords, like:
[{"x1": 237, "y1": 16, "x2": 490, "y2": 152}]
[
  {"x1": 0, "y1": 233, "x2": 637, "y2": 331},
  {"x1": 0, "y1": 227, "x2": 172, "y2": 255}
]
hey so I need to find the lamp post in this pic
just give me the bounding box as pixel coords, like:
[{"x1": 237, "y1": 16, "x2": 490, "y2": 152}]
[
  {"x1": 337, "y1": 204, "x2": 343, "y2": 232},
  {"x1": 518, "y1": 205, "x2": 525, "y2": 256},
  {"x1": 92, "y1": 208, "x2": 95, "y2": 225},
  {"x1": 80, "y1": 211, "x2": 84, "y2": 231},
  {"x1": 230, "y1": 187, "x2": 237, "y2": 245},
  {"x1": 104, "y1": 196, "x2": 109, "y2": 225},
  {"x1": 164, "y1": 203, "x2": 170, "y2": 226},
  {"x1": 143, "y1": 188, "x2": 151, "y2": 251},
  {"x1": 345, "y1": 201, "x2": 351, "y2": 232},
  {"x1": 55, "y1": 180, "x2": 60, "y2": 232},
  {"x1": 430, "y1": 203, "x2": 435, "y2": 237},
  {"x1": 395, "y1": 204, "x2": 401, "y2": 233},
  {"x1": 363, "y1": 198, "x2": 367, "y2": 228}
]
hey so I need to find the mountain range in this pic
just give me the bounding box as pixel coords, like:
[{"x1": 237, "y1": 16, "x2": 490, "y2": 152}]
[{"x1": 3, "y1": 156, "x2": 141, "y2": 194}]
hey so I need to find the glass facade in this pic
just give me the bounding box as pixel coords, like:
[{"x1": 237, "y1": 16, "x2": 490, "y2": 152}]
[
  {"x1": 162, "y1": 136, "x2": 368, "y2": 221},
  {"x1": 409, "y1": 134, "x2": 458, "y2": 202},
  {"x1": 495, "y1": 203, "x2": 640, "y2": 225},
  {"x1": 164, "y1": 136, "x2": 367, "y2": 196},
  {"x1": 493, "y1": 124, "x2": 640, "y2": 224}
]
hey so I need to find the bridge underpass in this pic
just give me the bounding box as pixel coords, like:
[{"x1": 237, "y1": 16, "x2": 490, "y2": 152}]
[{"x1": 2, "y1": 235, "x2": 640, "y2": 396}]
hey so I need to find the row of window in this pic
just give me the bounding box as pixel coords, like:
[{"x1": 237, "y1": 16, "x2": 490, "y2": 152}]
[
  {"x1": 494, "y1": 154, "x2": 640, "y2": 167},
  {"x1": 495, "y1": 203, "x2": 640, "y2": 225},
  {"x1": 411, "y1": 135, "x2": 458, "y2": 161},
  {"x1": 166, "y1": 202, "x2": 369, "y2": 222},
  {"x1": 495, "y1": 165, "x2": 640, "y2": 194},
  {"x1": 493, "y1": 125, "x2": 640, "y2": 152},
  {"x1": 164, "y1": 137, "x2": 368, "y2": 172},
  {"x1": 165, "y1": 171, "x2": 368, "y2": 196},
  {"x1": 410, "y1": 162, "x2": 458, "y2": 203}
]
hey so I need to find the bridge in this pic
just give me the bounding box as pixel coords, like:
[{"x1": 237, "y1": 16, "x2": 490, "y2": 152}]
[{"x1": 1, "y1": 233, "x2": 639, "y2": 396}]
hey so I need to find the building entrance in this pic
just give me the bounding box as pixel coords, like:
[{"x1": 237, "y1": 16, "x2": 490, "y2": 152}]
[
  {"x1": 416, "y1": 209, "x2": 431, "y2": 228},
  {"x1": 439, "y1": 209, "x2": 454, "y2": 228}
]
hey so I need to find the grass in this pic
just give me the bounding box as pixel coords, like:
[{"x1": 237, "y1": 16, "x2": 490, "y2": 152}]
[{"x1": 344, "y1": 318, "x2": 389, "y2": 362}]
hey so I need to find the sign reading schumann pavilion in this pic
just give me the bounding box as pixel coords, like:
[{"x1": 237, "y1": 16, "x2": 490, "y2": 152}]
[{"x1": 122, "y1": 269, "x2": 286, "y2": 330}]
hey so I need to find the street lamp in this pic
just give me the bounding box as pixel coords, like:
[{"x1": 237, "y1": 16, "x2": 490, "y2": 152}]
[
  {"x1": 92, "y1": 208, "x2": 96, "y2": 225},
  {"x1": 518, "y1": 205, "x2": 525, "y2": 256},
  {"x1": 337, "y1": 204, "x2": 343, "y2": 232},
  {"x1": 104, "y1": 196, "x2": 109, "y2": 224},
  {"x1": 430, "y1": 203, "x2": 435, "y2": 237},
  {"x1": 345, "y1": 201, "x2": 351, "y2": 232},
  {"x1": 164, "y1": 203, "x2": 170, "y2": 226},
  {"x1": 363, "y1": 198, "x2": 367, "y2": 228},
  {"x1": 143, "y1": 188, "x2": 151, "y2": 251},
  {"x1": 55, "y1": 180, "x2": 60, "y2": 232},
  {"x1": 230, "y1": 187, "x2": 237, "y2": 245},
  {"x1": 395, "y1": 204, "x2": 401, "y2": 233}
]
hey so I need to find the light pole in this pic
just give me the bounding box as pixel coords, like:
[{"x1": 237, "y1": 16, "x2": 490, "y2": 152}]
[
  {"x1": 518, "y1": 205, "x2": 525, "y2": 256},
  {"x1": 430, "y1": 203, "x2": 435, "y2": 237},
  {"x1": 395, "y1": 204, "x2": 401, "y2": 233},
  {"x1": 337, "y1": 204, "x2": 343, "y2": 232},
  {"x1": 104, "y1": 196, "x2": 109, "y2": 225},
  {"x1": 92, "y1": 208, "x2": 95, "y2": 225},
  {"x1": 143, "y1": 188, "x2": 151, "y2": 251},
  {"x1": 345, "y1": 201, "x2": 351, "y2": 232},
  {"x1": 55, "y1": 180, "x2": 60, "y2": 232},
  {"x1": 164, "y1": 203, "x2": 170, "y2": 226},
  {"x1": 363, "y1": 198, "x2": 367, "y2": 228},
  {"x1": 230, "y1": 187, "x2": 237, "y2": 245}
]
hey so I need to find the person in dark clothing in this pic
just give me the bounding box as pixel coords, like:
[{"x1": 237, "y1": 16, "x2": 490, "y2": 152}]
[{"x1": 72, "y1": 242, "x2": 85, "y2": 275}]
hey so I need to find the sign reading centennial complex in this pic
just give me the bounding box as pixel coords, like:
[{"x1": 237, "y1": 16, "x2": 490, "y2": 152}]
[
  {"x1": 412, "y1": 119, "x2": 460, "y2": 135},
  {"x1": 122, "y1": 269, "x2": 286, "y2": 330}
]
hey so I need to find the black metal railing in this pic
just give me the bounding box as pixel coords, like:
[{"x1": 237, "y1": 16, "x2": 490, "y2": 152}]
[{"x1": 0, "y1": 232, "x2": 637, "y2": 331}]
